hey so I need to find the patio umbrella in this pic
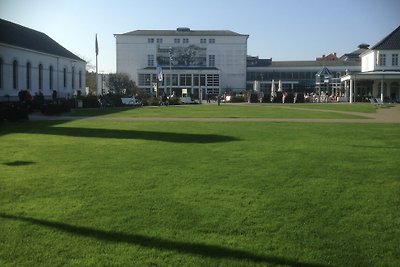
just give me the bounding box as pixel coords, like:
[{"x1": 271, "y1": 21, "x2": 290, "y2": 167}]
[{"x1": 271, "y1": 80, "x2": 276, "y2": 96}]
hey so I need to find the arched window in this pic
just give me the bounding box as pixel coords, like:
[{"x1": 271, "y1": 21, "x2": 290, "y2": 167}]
[
  {"x1": 79, "y1": 70, "x2": 82, "y2": 88},
  {"x1": 49, "y1": 66, "x2": 53, "y2": 90},
  {"x1": 26, "y1": 62, "x2": 31, "y2": 90},
  {"x1": 72, "y1": 67, "x2": 75, "y2": 89},
  {"x1": 0, "y1": 58, "x2": 3, "y2": 89},
  {"x1": 13, "y1": 60, "x2": 18, "y2": 89},
  {"x1": 63, "y1": 67, "x2": 67, "y2": 88},
  {"x1": 39, "y1": 64, "x2": 43, "y2": 90}
]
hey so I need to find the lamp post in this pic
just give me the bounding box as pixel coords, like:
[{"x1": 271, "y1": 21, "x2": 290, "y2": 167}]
[{"x1": 169, "y1": 47, "x2": 172, "y2": 96}]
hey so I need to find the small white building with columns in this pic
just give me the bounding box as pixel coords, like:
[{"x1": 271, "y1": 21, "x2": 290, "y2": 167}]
[{"x1": 341, "y1": 26, "x2": 400, "y2": 102}]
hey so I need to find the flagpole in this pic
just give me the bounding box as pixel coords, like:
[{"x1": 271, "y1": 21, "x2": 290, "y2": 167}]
[{"x1": 95, "y1": 34, "x2": 99, "y2": 96}]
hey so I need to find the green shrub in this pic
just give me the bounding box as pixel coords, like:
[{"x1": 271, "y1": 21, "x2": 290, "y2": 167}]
[
  {"x1": 145, "y1": 97, "x2": 160, "y2": 106},
  {"x1": 82, "y1": 95, "x2": 100, "y2": 108},
  {"x1": 168, "y1": 96, "x2": 181, "y2": 105},
  {"x1": 229, "y1": 96, "x2": 245, "y2": 103}
]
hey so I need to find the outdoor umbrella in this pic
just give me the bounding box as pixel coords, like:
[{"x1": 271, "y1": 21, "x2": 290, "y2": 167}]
[{"x1": 278, "y1": 80, "x2": 282, "y2": 92}]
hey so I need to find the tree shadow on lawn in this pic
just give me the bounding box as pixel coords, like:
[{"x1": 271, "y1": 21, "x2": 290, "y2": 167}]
[
  {"x1": 3, "y1": 160, "x2": 35, "y2": 166},
  {"x1": 0, "y1": 212, "x2": 330, "y2": 267},
  {"x1": 1, "y1": 122, "x2": 238, "y2": 144}
]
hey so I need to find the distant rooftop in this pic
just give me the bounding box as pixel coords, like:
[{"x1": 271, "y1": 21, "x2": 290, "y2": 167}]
[
  {"x1": 247, "y1": 58, "x2": 360, "y2": 68},
  {"x1": 340, "y1": 44, "x2": 370, "y2": 61},
  {"x1": 118, "y1": 27, "x2": 248, "y2": 37},
  {"x1": 0, "y1": 19, "x2": 85, "y2": 62}
]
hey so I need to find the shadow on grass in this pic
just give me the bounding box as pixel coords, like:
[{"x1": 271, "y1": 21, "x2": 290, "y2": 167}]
[
  {"x1": 1, "y1": 122, "x2": 238, "y2": 143},
  {"x1": 0, "y1": 212, "x2": 330, "y2": 267},
  {"x1": 3, "y1": 160, "x2": 35, "y2": 166}
]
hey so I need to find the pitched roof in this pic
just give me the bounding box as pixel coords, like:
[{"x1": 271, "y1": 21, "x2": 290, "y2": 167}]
[
  {"x1": 316, "y1": 66, "x2": 333, "y2": 76},
  {"x1": 118, "y1": 28, "x2": 248, "y2": 37},
  {"x1": 0, "y1": 19, "x2": 85, "y2": 62},
  {"x1": 371, "y1": 25, "x2": 400, "y2": 50},
  {"x1": 340, "y1": 46, "x2": 369, "y2": 61}
]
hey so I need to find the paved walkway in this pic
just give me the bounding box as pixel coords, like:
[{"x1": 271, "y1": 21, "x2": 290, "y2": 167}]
[{"x1": 29, "y1": 104, "x2": 400, "y2": 124}]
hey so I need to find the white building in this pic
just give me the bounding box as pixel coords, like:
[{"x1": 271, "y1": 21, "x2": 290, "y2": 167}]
[
  {"x1": 115, "y1": 27, "x2": 248, "y2": 97},
  {"x1": 341, "y1": 25, "x2": 400, "y2": 102},
  {"x1": 0, "y1": 19, "x2": 86, "y2": 101}
]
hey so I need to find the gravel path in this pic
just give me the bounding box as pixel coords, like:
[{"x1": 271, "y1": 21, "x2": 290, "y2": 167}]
[{"x1": 29, "y1": 104, "x2": 400, "y2": 123}]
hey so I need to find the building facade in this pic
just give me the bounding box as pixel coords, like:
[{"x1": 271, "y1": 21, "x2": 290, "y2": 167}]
[
  {"x1": 0, "y1": 19, "x2": 86, "y2": 101},
  {"x1": 115, "y1": 27, "x2": 248, "y2": 97},
  {"x1": 341, "y1": 26, "x2": 400, "y2": 102},
  {"x1": 246, "y1": 56, "x2": 361, "y2": 94}
]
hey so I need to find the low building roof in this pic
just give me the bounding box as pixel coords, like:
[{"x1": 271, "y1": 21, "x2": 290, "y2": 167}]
[
  {"x1": 247, "y1": 60, "x2": 360, "y2": 68},
  {"x1": 0, "y1": 19, "x2": 85, "y2": 62},
  {"x1": 117, "y1": 28, "x2": 248, "y2": 37}
]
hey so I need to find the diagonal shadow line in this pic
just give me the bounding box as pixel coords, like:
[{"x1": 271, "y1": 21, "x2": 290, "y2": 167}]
[
  {"x1": 3, "y1": 160, "x2": 35, "y2": 166},
  {"x1": 0, "y1": 213, "x2": 330, "y2": 267},
  {"x1": 3, "y1": 125, "x2": 238, "y2": 143}
]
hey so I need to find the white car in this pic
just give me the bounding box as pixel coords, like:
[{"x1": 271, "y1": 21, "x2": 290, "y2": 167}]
[
  {"x1": 121, "y1": 97, "x2": 142, "y2": 106},
  {"x1": 180, "y1": 96, "x2": 194, "y2": 104}
]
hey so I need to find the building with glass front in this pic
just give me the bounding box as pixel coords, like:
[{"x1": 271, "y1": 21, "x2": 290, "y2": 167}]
[
  {"x1": 115, "y1": 27, "x2": 248, "y2": 97},
  {"x1": 246, "y1": 54, "x2": 362, "y2": 94}
]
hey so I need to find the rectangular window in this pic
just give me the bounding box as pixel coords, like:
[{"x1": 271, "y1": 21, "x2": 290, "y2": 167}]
[
  {"x1": 209, "y1": 38, "x2": 215, "y2": 44},
  {"x1": 392, "y1": 54, "x2": 398, "y2": 66},
  {"x1": 183, "y1": 38, "x2": 189, "y2": 44},
  {"x1": 200, "y1": 38, "x2": 206, "y2": 44},
  {"x1": 139, "y1": 74, "x2": 151, "y2": 86},
  {"x1": 200, "y1": 74, "x2": 206, "y2": 86},
  {"x1": 174, "y1": 38, "x2": 180, "y2": 44},
  {"x1": 156, "y1": 38, "x2": 163, "y2": 44},
  {"x1": 207, "y1": 74, "x2": 219, "y2": 86},
  {"x1": 148, "y1": 38, "x2": 154, "y2": 43},
  {"x1": 148, "y1": 55, "x2": 154, "y2": 67},
  {"x1": 379, "y1": 53, "x2": 386, "y2": 66},
  {"x1": 179, "y1": 74, "x2": 192, "y2": 86},
  {"x1": 209, "y1": 55, "x2": 215, "y2": 67},
  {"x1": 172, "y1": 74, "x2": 178, "y2": 86}
]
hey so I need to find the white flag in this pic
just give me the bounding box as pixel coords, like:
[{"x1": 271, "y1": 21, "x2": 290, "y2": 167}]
[{"x1": 157, "y1": 66, "x2": 163, "y2": 82}]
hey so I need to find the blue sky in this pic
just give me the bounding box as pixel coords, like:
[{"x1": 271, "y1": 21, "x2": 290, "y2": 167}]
[{"x1": 1, "y1": 0, "x2": 399, "y2": 73}]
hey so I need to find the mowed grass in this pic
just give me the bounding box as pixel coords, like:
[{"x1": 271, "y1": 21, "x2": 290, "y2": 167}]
[
  {"x1": 70, "y1": 103, "x2": 376, "y2": 119},
  {"x1": 1, "y1": 105, "x2": 399, "y2": 266}
]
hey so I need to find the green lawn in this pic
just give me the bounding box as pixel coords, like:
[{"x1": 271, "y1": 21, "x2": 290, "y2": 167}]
[
  {"x1": 1, "y1": 106, "x2": 399, "y2": 266},
  {"x1": 70, "y1": 103, "x2": 375, "y2": 119}
]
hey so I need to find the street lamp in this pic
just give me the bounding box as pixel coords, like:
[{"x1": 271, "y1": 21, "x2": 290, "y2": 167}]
[{"x1": 169, "y1": 47, "x2": 172, "y2": 96}]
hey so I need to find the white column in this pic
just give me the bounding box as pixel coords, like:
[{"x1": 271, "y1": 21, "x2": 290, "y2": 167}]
[
  {"x1": 349, "y1": 79, "x2": 353, "y2": 103},
  {"x1": 380, "y1": 77, "x2": 384, "y2": 102}
]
